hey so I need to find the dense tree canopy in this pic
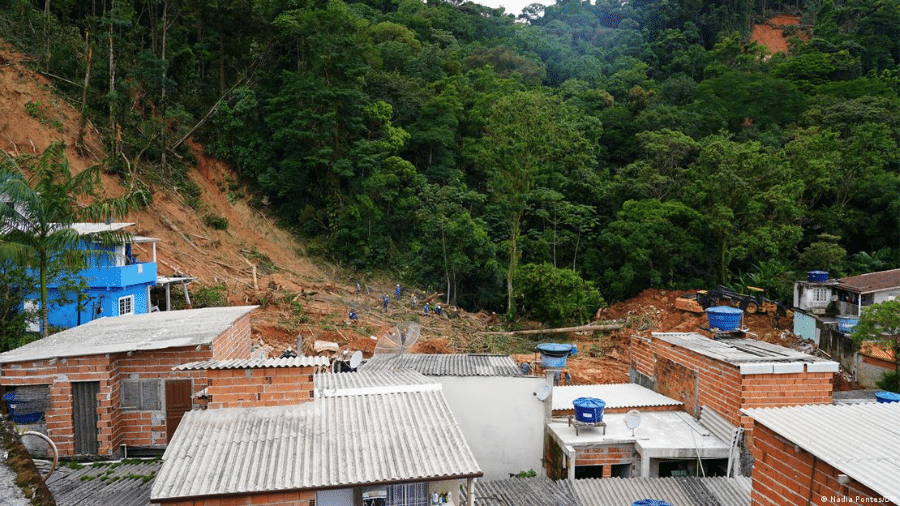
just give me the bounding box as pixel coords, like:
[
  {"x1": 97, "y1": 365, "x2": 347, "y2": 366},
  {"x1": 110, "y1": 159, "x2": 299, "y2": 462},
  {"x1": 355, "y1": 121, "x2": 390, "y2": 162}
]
[{"x1": 1, "y1": 0, "x2": 897, "y2": 324}]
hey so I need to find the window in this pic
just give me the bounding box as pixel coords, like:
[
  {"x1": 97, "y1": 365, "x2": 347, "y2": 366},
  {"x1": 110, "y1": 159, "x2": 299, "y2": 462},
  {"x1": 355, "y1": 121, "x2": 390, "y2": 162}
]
[
  {"x1": 386, "y1": 483, "x2": 427, "y2": 506},
  {"x1": 811, "y1": 288, "x2": 829, "y2": 303},
  {"x1": 121, "y1": 380, "x2": 161, "y2": 410},
  {"x1": 118, "y1": 295, "x2": 134, "y2": 316}
]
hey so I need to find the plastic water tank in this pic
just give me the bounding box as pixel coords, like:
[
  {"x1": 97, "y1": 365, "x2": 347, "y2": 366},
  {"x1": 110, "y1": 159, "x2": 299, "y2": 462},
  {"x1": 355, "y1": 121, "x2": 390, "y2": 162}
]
[
  {"x1": 706, "y1": 306, "x2": 743, "y2": 331},
  {"x1": 807, "y1": 270, "x2": 829, "y2": 282},
  {"x1": 572, "y1": 397, "x2": 606, "y2": 423},
  {"x1": 836, "y1": 315, "x2": 859, "y2": 334},
  {"x1": 875, "y1": 391, "x2": 900, "y2": 403},
  {"x1": 535, "y1": 343, "x2": 577, "y2": 368},
  {"x1": 631, "y1": 500, "x2": 673, "y2": 506}
]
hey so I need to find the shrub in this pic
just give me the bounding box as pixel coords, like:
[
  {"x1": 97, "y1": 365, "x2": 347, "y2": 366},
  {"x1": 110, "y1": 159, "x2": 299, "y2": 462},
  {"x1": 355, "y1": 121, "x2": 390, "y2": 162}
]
[
  {"x1": 514, "y1": 263, "x2": 605, "y2": 326},
  {"x1": 203, "y1": 214, "x2": 228, "y2": 230}
]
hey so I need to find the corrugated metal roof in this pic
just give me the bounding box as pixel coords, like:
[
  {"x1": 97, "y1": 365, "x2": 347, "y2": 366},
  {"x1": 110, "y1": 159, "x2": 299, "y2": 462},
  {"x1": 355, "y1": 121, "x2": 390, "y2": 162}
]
[
  {"x1": 651, "y1": 333, "x2": 831, "y2": 364},
  {"x1": 0, "y1": 306, "x2": 257, "y2": 364},
  {"x1": 69, "y1": 222, "x2": 134, "y2": 235},
  {"x1": 573, "y1": 476, "x2": 751, "y2": 506},
  {"x1": 46, "y1": 459, "x2": 161, "y2": 506},
  {"x1": 151, "y1": 389, "x2": 482, "y2": 501},
  {"x1": 743, "y1": 403, "x2": 900, "y2": 504},
  {"x1": 835, "y1": 269, "x2": 900, "y2": 294},
  {"x1": 360, "y1": 354, "x2": 522, "y2": 376},
  {"x1": 552, "y1": 384, "x2": 682, "y2": 411},
  {"x1": 314, "y1": 370, "x2": 439, "y2": 397},
  {"x1": 463, "y1": 477, "x2": 578, "y2": 506},
  {"x1": 174, "y1": 356, "x2": 330, "y2": 370}
]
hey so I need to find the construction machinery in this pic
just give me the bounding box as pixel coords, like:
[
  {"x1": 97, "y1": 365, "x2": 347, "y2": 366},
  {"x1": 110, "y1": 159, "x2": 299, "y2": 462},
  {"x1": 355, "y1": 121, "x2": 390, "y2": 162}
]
[{"x1": 674, "y1": 285, "x2": 786, "y2": 315}]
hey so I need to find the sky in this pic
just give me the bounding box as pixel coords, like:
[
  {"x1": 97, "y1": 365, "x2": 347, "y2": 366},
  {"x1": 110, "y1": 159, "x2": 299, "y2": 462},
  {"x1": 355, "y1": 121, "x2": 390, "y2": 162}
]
[{"x1": 473, "y1": 0, "x2": 548, "y2": 17}]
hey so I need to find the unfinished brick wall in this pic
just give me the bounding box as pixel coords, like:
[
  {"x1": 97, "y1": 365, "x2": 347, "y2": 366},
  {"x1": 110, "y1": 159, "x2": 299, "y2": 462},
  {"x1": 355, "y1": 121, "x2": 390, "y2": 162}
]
[
  {"x1": 210, "y1": 311, "x2": 253, "y2": 361},
  {"x1": 205, "y1": 366, "x2": 316, "y2": 409},
  {"x1": 160, "y1": 489, "x2": 316, "y2": 506},
  {"x1": 750, "y1": 421, "x2": 886, "y2": 506},
  {"x1": 575, "y1": 443, "x2": 637, "y2": 478},
  {"x1": 630, "y1": 336, "x2": 834, "y2": 431}
]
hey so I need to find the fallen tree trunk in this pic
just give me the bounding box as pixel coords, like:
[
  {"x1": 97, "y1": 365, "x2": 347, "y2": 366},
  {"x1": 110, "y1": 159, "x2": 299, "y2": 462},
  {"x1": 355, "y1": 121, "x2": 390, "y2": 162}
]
[{"x1": 475, "y1": 322, "x2": 624, "y2": 337}]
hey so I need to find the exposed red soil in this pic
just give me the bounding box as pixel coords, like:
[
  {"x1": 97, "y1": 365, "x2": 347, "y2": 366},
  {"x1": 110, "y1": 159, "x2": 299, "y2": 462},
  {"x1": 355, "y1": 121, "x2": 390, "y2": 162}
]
[{"x1": 751, "y1": 15, "x2": 808, "y2": 54}]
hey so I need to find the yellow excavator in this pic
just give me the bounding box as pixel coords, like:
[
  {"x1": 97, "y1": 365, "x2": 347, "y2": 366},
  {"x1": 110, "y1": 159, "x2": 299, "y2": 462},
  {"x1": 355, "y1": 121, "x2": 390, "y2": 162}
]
[{"x1": 674, "y1": 285, "x2": 785, "y2": 315}]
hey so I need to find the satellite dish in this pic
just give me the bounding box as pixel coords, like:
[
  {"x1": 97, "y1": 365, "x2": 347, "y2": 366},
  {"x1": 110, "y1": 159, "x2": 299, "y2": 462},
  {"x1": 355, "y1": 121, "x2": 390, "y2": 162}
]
[
  {"x1": 534, "y1": 384, "x2": 551, "y2": 401},
  {"x1": 625, "y1": 409, "x2": 642, "y2": 437},
  {"x1": 374, "y1": 322, "x2": 421, "y2": 356},
  {"x1": 349, "y1": 350, "x2": 363, "y2": 370}
]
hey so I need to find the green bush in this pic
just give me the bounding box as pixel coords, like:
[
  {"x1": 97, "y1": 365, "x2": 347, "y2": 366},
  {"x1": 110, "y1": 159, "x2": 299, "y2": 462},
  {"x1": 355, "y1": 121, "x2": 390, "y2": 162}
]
[
  {"x1": 876, "y1": 370, "x2": 899, "y2": 394},
  {"x1": 202, "y1": 214, "x2": 228, "y2": 230},
  {"x1": 191, "y1": 283, "x2": 228, "y2": 308},
  {"x1": 514, "y1": 263, "x2": 605, "y2": 326}
]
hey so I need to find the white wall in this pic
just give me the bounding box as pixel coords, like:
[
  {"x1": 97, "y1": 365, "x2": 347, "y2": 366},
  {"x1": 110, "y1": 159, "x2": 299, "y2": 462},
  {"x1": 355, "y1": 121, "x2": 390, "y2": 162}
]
[{"x1": 436, "y1": 375, "x2": 546, "y2": 480}]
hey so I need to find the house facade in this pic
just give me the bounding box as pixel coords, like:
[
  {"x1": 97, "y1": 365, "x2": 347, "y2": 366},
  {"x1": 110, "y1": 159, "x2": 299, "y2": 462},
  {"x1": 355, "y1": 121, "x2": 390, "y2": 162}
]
[
  {"x1": 793, "y1": 268, "x2": 900, "y2": 316},
  {"x1": 151, "y1": 372, "x2": 483, "y2": 506},
  {"x1": 25, "y1": 223, "x2": 159, "y2": 331},
  {"x1": 0, "y1": 306, "x2": 256, "y2": 457}
]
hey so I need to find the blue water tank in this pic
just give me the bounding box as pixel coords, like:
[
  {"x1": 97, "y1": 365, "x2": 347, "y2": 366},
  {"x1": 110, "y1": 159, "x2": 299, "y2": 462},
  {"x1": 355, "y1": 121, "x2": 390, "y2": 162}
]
[
  {"x1": 807, "y1": 270, "x2": 829, "y2": 282},
  {"x1": 875, "y1": 391, "x2": 900, "y2": 403},
  {"x1": 706, "y1": 306, "x2": 743, "y2": 331},
  {"x1": 632, "y1": 500, "x2": 673, "y2": 506},
  {"x1": 535, "y1": 343, "x2": 577, "y2": 368},
  {"x1": 836, "y1": 315, "x2": 859, "y2": 334},
  {"x1": 573, "y1": 397, "x2": 606, "y2": 423}
]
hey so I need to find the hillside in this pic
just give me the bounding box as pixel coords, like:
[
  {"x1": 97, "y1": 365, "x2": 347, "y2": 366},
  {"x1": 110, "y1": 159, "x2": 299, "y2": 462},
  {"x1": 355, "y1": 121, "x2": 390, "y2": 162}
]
[{"x1": 0, "y1": 31, "x2": 843, "y2": 388}]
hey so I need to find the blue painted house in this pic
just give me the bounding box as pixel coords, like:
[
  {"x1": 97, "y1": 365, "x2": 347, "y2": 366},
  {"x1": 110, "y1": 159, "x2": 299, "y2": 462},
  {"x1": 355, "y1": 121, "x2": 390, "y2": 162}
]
[{"x1": 26, "y1": 223, "x2": 159, "y2": 331}]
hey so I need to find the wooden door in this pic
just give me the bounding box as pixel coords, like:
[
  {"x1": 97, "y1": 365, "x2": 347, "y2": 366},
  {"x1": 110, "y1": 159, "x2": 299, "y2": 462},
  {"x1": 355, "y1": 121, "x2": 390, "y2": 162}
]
[
  {"x1": 72, "y1": 381, "x2": 100, "y2": 455},
  {"x1": 165, "y1": 380, "x2": 193, "y2": 442}
]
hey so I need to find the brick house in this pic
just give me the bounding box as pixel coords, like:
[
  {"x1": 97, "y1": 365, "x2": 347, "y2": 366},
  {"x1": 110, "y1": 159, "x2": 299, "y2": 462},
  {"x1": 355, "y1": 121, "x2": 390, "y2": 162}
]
[
  {"x1": 0, "y1": 305, "x2": 256, "y2": 457},
  {"x1": 174, "y1": 355, "x2": 330, "y2": 409},
  {"x1": 630, "y1": 332, "x2": 839, "y2": 432},
  {"x1": 151, "y1": 370, "x2": 483, "y2": 506},
  {"x1": 744, "y1": 403, "x2": 900, "y2": 505}
]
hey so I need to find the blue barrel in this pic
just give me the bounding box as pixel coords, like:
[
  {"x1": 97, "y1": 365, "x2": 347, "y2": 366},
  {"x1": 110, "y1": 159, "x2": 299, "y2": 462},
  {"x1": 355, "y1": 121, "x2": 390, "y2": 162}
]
[
  {"x1": 875, "y1": 391, "x2": 900, "y2": 403},
  {"x1": 573, "y1": 397, "x2": 606, "y2": 423},
  {"x1": 807, "y1": 270, "x2": 829, "y2": 282},
  {"x1": 536, "y1": 343, "x2": 577, "y2": 368},
  {"x1": 836, "y1": 316, "x2": 859, "y2": 333},
  {"x1": 706, "y1": 306, "x2": 743, "y2": 331},
  {"x1": 3, "y1": 391, "x2": 43, "y2": 424},
  {"x1": 632, "y1": 500, "x2": 673, "y2": 506}
]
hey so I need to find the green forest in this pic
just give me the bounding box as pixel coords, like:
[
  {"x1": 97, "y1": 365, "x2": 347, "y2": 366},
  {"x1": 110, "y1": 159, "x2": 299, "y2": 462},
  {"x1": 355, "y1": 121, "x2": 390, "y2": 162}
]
[{"x1": 0, "y1": 0, "x2": 897, "y2": 323}]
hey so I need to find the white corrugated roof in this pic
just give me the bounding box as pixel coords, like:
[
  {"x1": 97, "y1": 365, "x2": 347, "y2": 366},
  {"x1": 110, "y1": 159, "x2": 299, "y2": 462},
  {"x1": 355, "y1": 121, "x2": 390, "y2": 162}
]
[
  {"x1": 174, "y1": 356, "x2": 330, "y2": 370},
  {"x1": 0, "y1": 306, "x2": 257, "y2": 363},
  {"x1": 314, "y1": 370, "x2": 439, "y2": 397},
  {"x1": 151, "y1": 389, "x2": 482, "y2": 501},
  {"x1": 551, "y1": 383, "x2": 682, "y2": 411},
  {"x1": 573, "y1": 476, "x2": 751, "y2": 506},
  {"x1": 743, "y1": 403, "x2": 900, "y2": 503},
  {"x1": 361, "y1": 354, "x2": 523, "y2": 377},
  {"x1": 69, "y1": 222, "x2": 134, "y2": 234}
]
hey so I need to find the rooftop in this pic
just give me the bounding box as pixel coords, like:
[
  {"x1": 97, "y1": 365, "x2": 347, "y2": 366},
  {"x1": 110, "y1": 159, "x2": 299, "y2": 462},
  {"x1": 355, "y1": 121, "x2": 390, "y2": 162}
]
[
  {"x1": 572, "y1": 476, "x2": 751, "y2": 506},
  {"x1": 360, "y1": 353, "x2": 523, "y2": 377},
  {"x1": 650, "y1": 333, "x2": 839, "y2": 374},
  {"x1": 835, "y1": 268, "x2": 900, "y2": 294},
  {"x1": 551, "y1": 383, "x2": 682, "y2": 412},
  {"x1": 151, "y1": 389, "x2": 482, "y2": 501},
  {"x1": 548, "y1": 410, "x2": 732, "y2": 460},
  {"x1": 46, "y1": 459, "x2": 161, "y2": 506},
  {"x1": 314, "y1": 370, "x2": 440, "y2": 397},
  {"x1": 462, "y1": 477, "x2": 577, "y2": 506},
  {"x1": 743, "y1": 402, "x2": 900, "y2": 504},
  {"x1": 174, "y1": 356, "x2": 330, "y2": 370},
  {"x1": 0, "y1": 306, "x2": 257, "y2": 364}
]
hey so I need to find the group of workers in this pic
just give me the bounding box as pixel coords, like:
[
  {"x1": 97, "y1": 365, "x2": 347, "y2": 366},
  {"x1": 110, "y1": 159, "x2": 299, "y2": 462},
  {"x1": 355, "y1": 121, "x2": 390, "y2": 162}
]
[{"x1": 349, "y1": 283, "x2": 443, "y2": 322}]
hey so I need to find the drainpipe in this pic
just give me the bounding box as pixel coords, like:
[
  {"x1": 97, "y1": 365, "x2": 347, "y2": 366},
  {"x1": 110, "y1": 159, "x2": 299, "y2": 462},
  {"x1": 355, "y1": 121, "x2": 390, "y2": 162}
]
[{"x1": 466, "y1": 477, "x2": 474, "y2": 506}]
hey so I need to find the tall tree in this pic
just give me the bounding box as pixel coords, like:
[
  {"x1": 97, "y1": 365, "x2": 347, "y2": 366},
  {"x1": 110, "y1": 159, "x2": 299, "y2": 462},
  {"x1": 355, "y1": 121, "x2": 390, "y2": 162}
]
[
  {"x1": 852, "y1": 300, "x2": 900, "y2": 392},
  {"x1": 478, "y1": 90, "x2": 592, "y2": 316},
  {"x1": 0, "y1": 142, "x2": 141, "y2": 337}
]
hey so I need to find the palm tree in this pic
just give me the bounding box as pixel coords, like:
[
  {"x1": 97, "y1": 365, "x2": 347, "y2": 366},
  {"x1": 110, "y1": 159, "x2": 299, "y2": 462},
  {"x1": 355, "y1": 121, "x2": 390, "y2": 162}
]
[{"x1": 0, "y1": 141, "x2": 142, "y2": 337}]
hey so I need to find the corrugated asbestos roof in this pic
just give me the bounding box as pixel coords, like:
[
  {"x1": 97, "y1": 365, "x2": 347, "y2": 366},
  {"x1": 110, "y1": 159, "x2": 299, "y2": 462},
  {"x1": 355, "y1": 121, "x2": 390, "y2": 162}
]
[
  {"x1": 314, "y1": 370, "x2": 439, "y2": 397},
  {"x1": 151, "y1": 389, "x2": 482, "y2": 501},
  {"x1": 552, "y1": 383, "x2": 682, "y2": 411},
  {"x1": 651, "y1": 333, "x2": 831, "y2": 364},
  {"x1": 174, "y1": 356, "x2": 330, "y2": 370},
  {"x1": 574, "y1": 476, "x2": 752, "y2": 506},
  {"x1": 0, "y1": 306, "x2": 257, "y2": 364},
  {"x1": 463, "y1": 477, "x2": 578, "y2": 506},
  {"x1": 835, "y1": 268, "x2": 900, "y2": 293},
  {"x1": 69, "y1": 222, "x2": 134, "y2": 235},
  {"x1": 46, "y1": 459, "x2": 161, "y2": 506},
  {"x1": 743, "y1": 403, "x2": 900, "y2": 504},
  {"x1": 360, "y1": 354, "x2": 522, "y2": 376}
]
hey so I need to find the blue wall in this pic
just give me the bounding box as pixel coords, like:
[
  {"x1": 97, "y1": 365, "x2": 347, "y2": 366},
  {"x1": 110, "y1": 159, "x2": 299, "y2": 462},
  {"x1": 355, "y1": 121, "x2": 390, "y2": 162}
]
[{"x1": 41, "y1": 284, "x2": 151, "y2": 329}]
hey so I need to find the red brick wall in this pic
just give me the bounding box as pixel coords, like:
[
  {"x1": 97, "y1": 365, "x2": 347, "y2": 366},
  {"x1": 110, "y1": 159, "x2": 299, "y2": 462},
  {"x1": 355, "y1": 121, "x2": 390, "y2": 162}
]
[
  {"x1": 631, "y1": 336, "x2": 834, "y2": 430},
  {"x1": 206, "y1": 367, "x2": 316, "y2": 409},
  {"x1": 750, "y1": 420, "x2": 886, "y2": 506},
  {"x1": 161, "y1": 489, "x2": 315, "y2": 506},
  {"x1": 575, "y1": 444, "x2": 637, "y2": 478},
  {"x1": 211, "y1": 311, "x2": 253, "y2": 361}
]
